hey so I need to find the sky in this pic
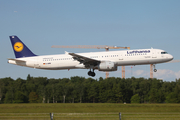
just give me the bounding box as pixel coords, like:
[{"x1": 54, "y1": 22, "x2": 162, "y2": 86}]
[{"x1": 0, "y1": 0, "x2": 180, "y2": 81}]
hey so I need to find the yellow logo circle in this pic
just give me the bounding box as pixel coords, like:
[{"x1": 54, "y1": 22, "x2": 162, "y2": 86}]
[{"x1": 14, "y1": 42, "x2": 24, "y2": 52}]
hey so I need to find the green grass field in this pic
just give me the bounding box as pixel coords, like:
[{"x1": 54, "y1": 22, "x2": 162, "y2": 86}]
[{"x1": 0, "y1": 103, "x2": 180, "y2": 120}]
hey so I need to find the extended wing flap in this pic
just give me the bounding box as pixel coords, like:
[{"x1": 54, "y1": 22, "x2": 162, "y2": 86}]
[{"x1": 68, "y1": 53, "x2": 100, "y2": 66}]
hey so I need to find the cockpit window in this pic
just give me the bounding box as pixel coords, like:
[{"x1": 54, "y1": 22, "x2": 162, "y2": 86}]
[{"x1": 161, "y1": 52, "x2": 168, "y2": 54}]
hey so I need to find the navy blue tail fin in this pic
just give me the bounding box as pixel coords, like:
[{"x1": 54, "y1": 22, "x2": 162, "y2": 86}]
[{"x1": 10, "y1": 36, "x2": 37, "y2": 58}]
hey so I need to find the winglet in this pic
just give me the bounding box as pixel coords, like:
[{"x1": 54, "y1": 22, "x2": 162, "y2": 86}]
[
  {"x1": 65, "y1": 51, "x2": 69, "y2": 54},
  {"x1": 10, "y1": 36, "x2": 37, "y2": 58}
]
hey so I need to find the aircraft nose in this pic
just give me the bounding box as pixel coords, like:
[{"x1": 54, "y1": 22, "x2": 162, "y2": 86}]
[{"x1": 169, "y1": 54, "x2": 173, "y2": 61}]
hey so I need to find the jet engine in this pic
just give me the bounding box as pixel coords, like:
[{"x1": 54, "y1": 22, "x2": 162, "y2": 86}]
[{"x1": 98, "y1": 61, "x2": 117, "y2": 71}]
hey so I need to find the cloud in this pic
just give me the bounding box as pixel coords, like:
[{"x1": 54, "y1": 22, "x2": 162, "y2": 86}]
[
  {"x1": 113, "y1": 67, "x2": 180, "y2": 81},
  {"x1": 127, "y1": 68, "x2": 180, "y2": 81},
  {"x1": 154, "y1": 69, "x2": 176, "y2": 79},
  {"x1": 174, "y1": 71, "x2": 180, "y2": 78},
  {"x1": 133, "y1": 70, "x2": 145, "y2": 76}
]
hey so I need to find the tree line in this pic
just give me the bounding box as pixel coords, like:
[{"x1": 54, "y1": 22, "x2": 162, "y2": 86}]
[{"x1": 0, "y1": 75, "x2": 180, "y2": 103}]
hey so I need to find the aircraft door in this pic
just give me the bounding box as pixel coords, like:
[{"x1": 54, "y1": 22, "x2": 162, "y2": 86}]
[
  {"x1": 119, "y1": 54, "x2": 123, "y2": 60},
  {"x1": 152, "y1": 50, "x2": 157, "y2": 58}
]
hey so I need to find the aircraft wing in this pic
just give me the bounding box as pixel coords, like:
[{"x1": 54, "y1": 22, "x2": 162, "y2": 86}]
[{"x1": 68, "y1": 53, "x2": 100, "y2": 67}]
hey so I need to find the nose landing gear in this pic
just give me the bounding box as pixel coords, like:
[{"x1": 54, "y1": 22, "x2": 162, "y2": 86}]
[{"x1": 153, "y1": 64, "x2": 157, "y2": 72}]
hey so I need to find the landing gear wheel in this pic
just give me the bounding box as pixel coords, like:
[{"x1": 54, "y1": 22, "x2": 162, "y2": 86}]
[
  {"x1": 88, "y1": 71, "x2": 92, "y2": 76},
  {"x1": 87, "y1": 70, "x2": 96, "y2": 77},
  {"x1": 91, "y1": 72, "x2": 95, "y2": 77}
]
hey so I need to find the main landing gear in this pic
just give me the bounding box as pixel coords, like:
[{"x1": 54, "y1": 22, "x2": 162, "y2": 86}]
[{"x1": 88, "y1": 69, "x2": 96, "y2": 77}]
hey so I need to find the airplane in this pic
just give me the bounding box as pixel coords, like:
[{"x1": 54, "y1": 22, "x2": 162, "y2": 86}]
[{"x1": 8, "y1": 36, "x2": 173, "y2": 77}]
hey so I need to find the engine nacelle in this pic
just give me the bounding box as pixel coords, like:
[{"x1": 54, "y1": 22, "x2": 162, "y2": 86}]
[{"x1": 98, "y1": 61, "x2": 117, "y2": 71}]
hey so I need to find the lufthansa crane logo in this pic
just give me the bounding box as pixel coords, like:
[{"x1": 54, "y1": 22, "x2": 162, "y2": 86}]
[{"x1": 14, "y1": 42, "x2": 24, "y2": 52}]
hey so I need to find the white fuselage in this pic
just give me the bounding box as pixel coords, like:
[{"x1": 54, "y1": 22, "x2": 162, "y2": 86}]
[{"x1": 8, "y1": 48, "x2": 173, "y2": 71}]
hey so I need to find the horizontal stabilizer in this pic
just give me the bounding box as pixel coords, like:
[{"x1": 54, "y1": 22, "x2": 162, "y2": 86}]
[{"x1": 8, "y1": 58, "x2": 25, "y2": 62}]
